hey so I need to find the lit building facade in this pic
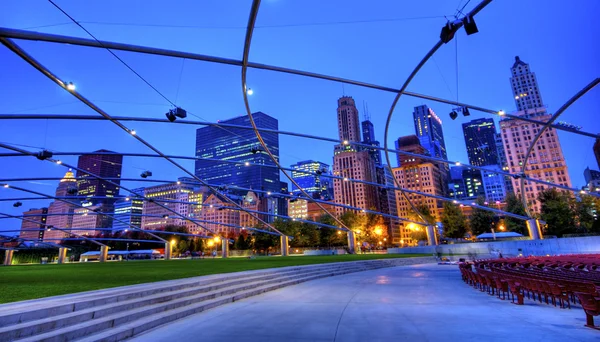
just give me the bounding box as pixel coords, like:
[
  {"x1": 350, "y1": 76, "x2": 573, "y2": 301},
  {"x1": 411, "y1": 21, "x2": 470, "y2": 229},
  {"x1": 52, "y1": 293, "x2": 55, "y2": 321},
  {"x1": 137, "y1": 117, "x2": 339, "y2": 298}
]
[
  {"x1": 71, "y1": 205, "x2": 102, "y2": 236},
  {"x1": 200, "y1": 194, "x2": 240, "y2": 235},
  {"x1": 112, "y1": 189, "x2": 144, "y2": 231},
  {"x1": 481, "y1": 166, "x2": 508, "y2": 203},
  {"x1": 44, "y1": 169, "x2": 78, "y2": 242},
  {"x1": 392, "y1": 137, "x2": 445, "y2": 245},
  {"x1": 496, "y1": 132, "x2": 515, "y2": 195},
  {"x1": 500, "y1": 108, "x2": 572, "y2": 213},
  {"x1": 584, "y1": 167, "x2": 600, "y2": 185},
  {"x1": 307, "y1": 201, "x2": 337, "y2": 221},
  {"x1": 413, "y1": 105, "x2": 447, "y2": 162},
  {"x1": 195, "y1": 112, "x2": 280, "y2": 194},
  {"x1": 361, "y1": 118, "x2": 382, "y2": 166},
  {"x1": 290, "y1": 160, "x2": 331, "y2": 198},
  {"x1": 288, "y1": 199, "x2": 308, "y2": 220},
  {"x1": 19, "y1": 207, "x2": 48, "y2": 241},
  {"x1": 76, "y1": 150, "x2": 123, "y2": 229},
  {"x1": 510, "y1": 56, "x2": 544, "y2": 111},
  {"x1": 462, "y1": 118, "x2": 499, "y2": 167},
  {"x1": 333, "y1": 96, "x2": 379, "y2": 216},
  {"x1": 141, "y1": 181, "x2": 195, "y2": 230}
]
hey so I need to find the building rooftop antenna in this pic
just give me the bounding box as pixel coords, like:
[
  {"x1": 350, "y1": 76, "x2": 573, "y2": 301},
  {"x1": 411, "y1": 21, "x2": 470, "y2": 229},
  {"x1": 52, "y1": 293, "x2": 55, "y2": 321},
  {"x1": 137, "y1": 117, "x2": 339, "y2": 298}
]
[{"x1": 363, "y1": 101, "x2": 370, "y2": 121}]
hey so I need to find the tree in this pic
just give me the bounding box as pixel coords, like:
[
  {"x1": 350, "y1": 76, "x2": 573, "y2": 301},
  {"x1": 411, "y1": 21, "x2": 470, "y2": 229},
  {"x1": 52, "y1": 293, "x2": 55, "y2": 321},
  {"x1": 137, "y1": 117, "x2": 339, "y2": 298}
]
[
  {"x1": 469, "y1": 197, "x2": 496, "y2": 236},
  {"x1": 505, "y1": 194, "x2": 527, "y2": 234},
  {"x1": 441, "y1": 201, "x2": 468, "y2": 238},
  {"x1": 406, "y1": 203, "x2": 436, "y2": 244},
  {"x1": 177, "y1": 240, "x2": 189, "y2": 254},
  {"x1": 576, "y1": 195, "x2": 599, "y2": 233},
  {"x1": 234, "y1": 234, "x2": 251, "y2": 250},
  {"x1": 539, "y1": 188, "x2": 576, "y2": 236}
]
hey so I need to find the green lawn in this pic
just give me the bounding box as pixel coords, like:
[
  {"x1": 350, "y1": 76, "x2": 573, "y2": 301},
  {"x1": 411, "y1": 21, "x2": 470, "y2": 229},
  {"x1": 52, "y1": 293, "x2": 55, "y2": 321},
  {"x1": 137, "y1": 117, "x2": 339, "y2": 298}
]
[{"x1": 0, "y1": 254, "x2": 427, "y2": 304}]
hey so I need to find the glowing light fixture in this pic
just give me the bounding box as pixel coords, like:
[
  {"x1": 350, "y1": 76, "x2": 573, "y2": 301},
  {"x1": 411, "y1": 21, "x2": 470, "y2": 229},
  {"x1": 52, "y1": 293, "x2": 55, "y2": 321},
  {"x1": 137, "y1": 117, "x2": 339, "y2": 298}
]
[
  {"x1": 66, "y1": 82, "x2": 76, "y2": 91},
  {"x1": 246, "y1": 88, "x2": 254, "y2": 95},
  {"x1": 130, "y1": 130, "x2": 137, "y2": 135},
  {"x1": 498, "y1": 110, "x2": 505, "y2": 116}
]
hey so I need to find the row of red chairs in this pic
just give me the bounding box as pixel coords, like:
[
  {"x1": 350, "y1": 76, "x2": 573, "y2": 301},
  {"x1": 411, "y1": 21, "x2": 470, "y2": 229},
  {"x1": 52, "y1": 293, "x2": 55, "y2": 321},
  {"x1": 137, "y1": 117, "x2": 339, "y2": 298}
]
[{"x1": 459, "y1": 255, "x2": 600, "y2": 329}]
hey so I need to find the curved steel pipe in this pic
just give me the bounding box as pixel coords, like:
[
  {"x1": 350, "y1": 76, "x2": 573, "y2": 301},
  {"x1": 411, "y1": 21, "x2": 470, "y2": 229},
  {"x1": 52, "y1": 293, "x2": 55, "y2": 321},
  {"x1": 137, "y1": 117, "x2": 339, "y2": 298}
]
[
  {"x1": 239, "y1": 0, "x2": 352, "y2": 233},
  {"x1": 519, "y1": 78, "x2": 600, "y2": 215},
  {"x1": 383, "y1": 0, "x2": 494, "y2": 226},
  {"x1": 0, "y1": 27, "x2": 595, "y2": 138},
  {"x1": 0, "y1": 37, "x2": 284, "y2": 238}
]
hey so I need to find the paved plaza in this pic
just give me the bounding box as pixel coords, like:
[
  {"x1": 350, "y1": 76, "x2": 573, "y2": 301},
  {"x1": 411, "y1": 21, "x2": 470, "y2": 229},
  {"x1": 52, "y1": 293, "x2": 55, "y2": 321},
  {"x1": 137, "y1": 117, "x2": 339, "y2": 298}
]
[{"x1": 130, "y1": 263, "x2": 598, "y2": 342}]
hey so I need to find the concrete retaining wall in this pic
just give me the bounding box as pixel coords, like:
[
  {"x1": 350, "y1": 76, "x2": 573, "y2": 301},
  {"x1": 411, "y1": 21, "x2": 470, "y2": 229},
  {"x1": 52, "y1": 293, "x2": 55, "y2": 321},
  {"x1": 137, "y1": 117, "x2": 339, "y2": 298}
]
[{"x1": 388, "y1": 236, "x2": 600, "y2": 257}]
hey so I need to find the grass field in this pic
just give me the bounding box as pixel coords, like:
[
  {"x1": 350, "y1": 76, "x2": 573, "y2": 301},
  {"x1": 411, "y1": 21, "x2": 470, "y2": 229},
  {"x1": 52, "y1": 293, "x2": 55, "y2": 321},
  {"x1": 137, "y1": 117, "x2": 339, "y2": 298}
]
[{"x1": 0, "y1": 254, "x2": 427, "y2": 304}]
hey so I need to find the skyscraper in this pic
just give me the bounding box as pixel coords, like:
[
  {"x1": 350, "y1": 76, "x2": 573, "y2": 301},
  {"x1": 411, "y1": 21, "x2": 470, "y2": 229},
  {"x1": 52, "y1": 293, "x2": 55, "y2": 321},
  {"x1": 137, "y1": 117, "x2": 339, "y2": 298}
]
[
  {"x1": 502, "y1": 57, "x2": 571, "y2": 213},
  {"x1": 112, "y1": 189, "x2": 144, "y2": 231},
  {"x1": 333, "y1": 96, "x2": 379, "y2": 216},
  {"x1": 19, "y1": 207, "x2": 48, "y2": 241},
  {"x1": 290, "y1": 160, "x2": 331, "y2": 198},
  {"x1": 361, "y1": 118, "x2": 382, "y2": 166},
  {"x1": 510, "y1": 56, "x2": 544, "y2": 111},
  {"x1": 594, "y1": 138, "x2": 600, "y2": 169},
  {"x1": 392, "y1": 137, "x2": 445, "y2": 245},
  {"x1": 44, "y1": 169, "x2": 78, "y2": 242},
  {"x1": 462, "y1": 118, "x2": 499, "y2": 167},
  {"x1": 76, "y1": 150, "x2": 123, "y2": 199},
  {"x1": 195, "y1": 112, "x2": 280, "y2": 194},
  {"x1": 413, "y1": 105, "x2": 447, "y2": 161},
  {"x1": 141, "y1": 181, "x2": 200, "y2": 231},
  {"x1": 495, "y1": 132, "x2": 515, "y2": 195}
]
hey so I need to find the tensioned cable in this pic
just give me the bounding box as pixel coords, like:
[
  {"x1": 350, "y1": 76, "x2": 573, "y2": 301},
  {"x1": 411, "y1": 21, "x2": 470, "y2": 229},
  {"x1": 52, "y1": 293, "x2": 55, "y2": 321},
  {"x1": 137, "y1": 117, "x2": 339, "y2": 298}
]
[
  {"x1": 45, "y1": 0, "x2": 253, "y2": 144},
  {"x1": 383, "y1": 0, "x2": 495, "y2": 228},
  {"x1": 0, "y1": 37, "x2": 286, "y2": 238},
  {"x1": 0, "y1": 27, "x2": 596, "y2": 139},
  {"x1": 76, "y1": 16, "x2": 449, "y2": 30},
  {"x1": 519, "y1": 78, "x2": 600, "y2": 215},
  {"x1": 239, "y1": 0, "x2": 354, "y2": 234}
]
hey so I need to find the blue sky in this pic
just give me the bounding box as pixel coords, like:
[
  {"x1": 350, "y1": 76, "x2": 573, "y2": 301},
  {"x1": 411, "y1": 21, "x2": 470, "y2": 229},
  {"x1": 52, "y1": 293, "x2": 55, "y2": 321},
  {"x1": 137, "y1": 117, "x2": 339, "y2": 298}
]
[{"x1": 1, "y1": 0, "x2": 599, "y2": 234}]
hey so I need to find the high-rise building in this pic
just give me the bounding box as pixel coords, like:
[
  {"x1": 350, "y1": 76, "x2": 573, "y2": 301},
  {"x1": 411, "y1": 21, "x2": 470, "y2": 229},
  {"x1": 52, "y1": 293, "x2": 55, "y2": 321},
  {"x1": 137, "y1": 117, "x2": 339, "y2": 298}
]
[
  {"x1": 584, "y1": 167, "x2": 600, "y2": 185},
  {"x1": 361, "y1": 118, "x2": 382, "y2": 166},
  {"x1": 112, "y1": 189, "x2": 144, "y2": 231},
  {"x1": 19, "y1": 207, "x2": 48, "y2": 241},
  {"x1": 510, "y1": 56, "x2": 544, "y2": 111},
  {"x1": 141, "y1": 181, "x2": 196, "y2": 230},
  {"x1": 501, "y1": 108, "x2": 572, "y2": 213},
  {"x1": 594, "y1": 138, "x2": 600, "y2": 169},
  {"x1": 290, "y1": 160, "x2": 331, "y2": 198},
  {"x1": 201, "y1": 193, "x2": 240, "y2": 235},
  {"x1": 495, "y1": 132, "x2": 515, "y2": 195},
  {"x1": 462, "y1": 118, "x2": 499, "y2": 167},
  {"x1": 333, "y1": 97, "x2": 379, "y2": 216},
  {"x1": 376, "y1": 165, "x2": 400, "y2": 241},
  {"x1": 502, "y1": 58, "x2": 571, "y2": 213},
  {"x1": 396, "y1": 135, "x2": 429, "y2": 166},
  {"x1": 288, "y1": 199, "x2": 308, "y2": 220},
  {"x1": 448, "y1": 166, "x2": 467, "y2": 199},
  {"x1": 481, "y1": 166, "x2": 508, "y2": 203},
  {"x1": 392, "y1": 136, "x2": 445, "y2": 245},
  {"x1": 44, "y1": 169, "x2": 78, "y2": 242},
  {"x1": 76, "y1": 150, "x2": 123, "y2": 229},
  {"x1": 76, "y1": 150, "x2": 123, "y2": 198},
  {"x1": 337, "y1": 97, "x2": 361, "y2": 143},
  {"x1": 71, "y1": 205, "x2": 102, "y2": 236},
  {"x1": 413, "y1": 105, "x2": 447, "y2": 161},
  {"x1": 463, "y1": 168, "x2": 485, "y2": 199},
  {"x1": 195, "y1": 112, "x2": 280, "y2": 194}
]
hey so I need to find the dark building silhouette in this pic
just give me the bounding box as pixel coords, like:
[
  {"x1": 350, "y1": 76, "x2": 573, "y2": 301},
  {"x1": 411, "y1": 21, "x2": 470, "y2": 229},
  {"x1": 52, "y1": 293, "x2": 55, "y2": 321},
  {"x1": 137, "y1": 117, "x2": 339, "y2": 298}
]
[{"x1": 462, "y1": 118, "x2": 499, "y2": 167}]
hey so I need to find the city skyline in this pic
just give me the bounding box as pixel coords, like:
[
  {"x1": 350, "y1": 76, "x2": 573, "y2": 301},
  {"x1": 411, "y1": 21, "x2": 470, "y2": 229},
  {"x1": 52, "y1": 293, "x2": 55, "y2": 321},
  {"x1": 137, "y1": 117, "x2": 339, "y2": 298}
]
[{"x1": 1, "y1": 0, "x2": 599, "y2": 234}]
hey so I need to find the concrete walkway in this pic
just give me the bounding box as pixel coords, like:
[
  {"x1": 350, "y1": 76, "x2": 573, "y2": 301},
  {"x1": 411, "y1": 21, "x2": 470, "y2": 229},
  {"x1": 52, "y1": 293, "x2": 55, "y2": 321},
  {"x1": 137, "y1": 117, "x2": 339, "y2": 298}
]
[{"x1": 130, "y1": 264, "x2": 598, "y2": 342}]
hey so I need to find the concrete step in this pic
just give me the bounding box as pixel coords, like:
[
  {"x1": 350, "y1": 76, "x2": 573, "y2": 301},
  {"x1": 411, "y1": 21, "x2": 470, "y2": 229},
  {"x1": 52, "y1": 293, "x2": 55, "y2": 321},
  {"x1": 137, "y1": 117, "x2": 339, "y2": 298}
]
[
  {"x1": 0, "y1": 266, "x2": 313, "y2": 328},
  {"x1": 9, "y1": 261, "x2": 390, "y2": 342},
  {"x1": 77, "y1": 264, "x2": 388, "y2": 342},
  {"x1": 0, "y1": 266, "x2": 332, "y2": 341}
]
